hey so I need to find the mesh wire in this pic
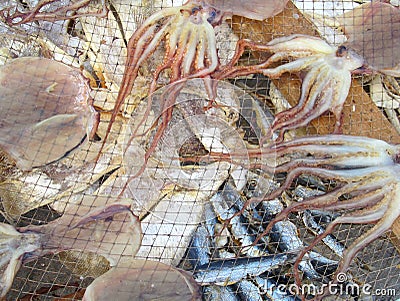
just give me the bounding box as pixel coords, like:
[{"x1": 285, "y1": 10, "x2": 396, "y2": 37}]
[{"x1": 0, "y1": 0, "x2": 399, "y2": 300}]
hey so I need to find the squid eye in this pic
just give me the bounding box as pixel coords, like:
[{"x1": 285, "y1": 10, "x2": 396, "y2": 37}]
[
  {"x1": 336, "y1": 45, "x2": 348, "y2": 57},
  {"x1": 207, "y1": 9, "x2": 217, "y2": 23},
  {"x1": 192, "y1": 6, "x2": 201, "y2": 14}
]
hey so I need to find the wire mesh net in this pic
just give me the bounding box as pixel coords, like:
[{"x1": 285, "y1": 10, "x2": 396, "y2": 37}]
[{"x1": 0, "y1": 0, "x2": 400, "y2": 300}]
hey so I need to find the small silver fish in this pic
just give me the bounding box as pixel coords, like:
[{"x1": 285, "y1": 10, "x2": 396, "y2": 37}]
[
  {"x1": 308, "y1": 251, "x2": 338, "y2": 279},
  {"x1": 234, "y1": 279, "x2": 263, "y2": 301},
  {"x1": 302, "y1": 210, "x2": 345, "y2": 258},
  {"x1": 269, "y1": 220, "x2": 322, "y2": 281},
  {"x1": 188, "y1": 225, "x2": 211, "y2": 267},
  {"x1": 202, "y1": 285, "x2": 240, "y2": 301},
  {"x1": 211, "y1": 191, "x2": 268, "y2": 257},
  {"x1": 193, "y1": 253, "x2": 293, "y2": 285}
]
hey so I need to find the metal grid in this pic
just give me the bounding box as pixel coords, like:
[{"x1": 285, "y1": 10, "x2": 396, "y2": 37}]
[{"x1": 0, "y1": 0, "x2": 399, "y2": 300}]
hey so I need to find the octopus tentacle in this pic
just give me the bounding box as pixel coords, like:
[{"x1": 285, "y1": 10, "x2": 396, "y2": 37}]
[
  {"x1": 269, "y1": 166, "x2": 387, "y2": 201},
  {"x1": 261, "y1": 56, "x2": 317, "y2": 79},
  {"x1": 265, "y1": 34, "x2": 336, "y2": 54},
  {"x1": 251, "y1": 166, "x2": 392, "y2": 244},
  {"x1": 98, "y1": 9, "x2": 181, "y2": 159},
  {"x1": 0, "y1": 0, "x2": 108, "y2": 25},
  {"x1": 98, "y1": 3, "x2": 221, "y2": 167},
  {"x1": 247, "y1": 135, "x2": 400, "y2": 301},
  {"x1": 216, "y1": 35, "x2": 364, "y2": 139},
  {"x1": 182, "y1": 28, "x2": 200, "y2": 76},
  {"x1": 317, "y1": 187, "x2": 386, "y2": 211},
  {"x1": 269, "y1": 65, "x2": 333, "y2": 140},
  {"x1": 329, "y1": 72, "x2": 352, "y2": 133},
  {"x1": 189, "y1": 20, "x2": 218, "y2": 78},
  {"x1": 293, "y1": 199, "x2": 389, "y2": 295},
  {"x1": 263, "y1": 135, "x2": 398, "y2": 168},
  {"x1": 333, "y1": 190, "x2": 400, "y2": 276}
]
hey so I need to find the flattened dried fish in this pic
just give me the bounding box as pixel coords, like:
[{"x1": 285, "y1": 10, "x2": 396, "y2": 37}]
[
  {"x1": 0, "y1": 201, "x2": 141, "y2": 297},
  {"x1": 83, "y1": 259, "x2": 201, "y2": 301},
  {"x1": 0, "y1": 57, "x2": 98, "y2": 170}
]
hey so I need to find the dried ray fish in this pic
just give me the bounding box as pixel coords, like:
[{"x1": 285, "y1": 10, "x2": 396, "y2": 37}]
[
  {"x1": 0, "y1": 201, "x2": 141, "y2": 297},
  {"x1": 82, "y1": 258, "x2": 201, "y2": 301},
  {"x1": 0, "y1": 57, "x2": 99, "y2": 171},
  {"x1": 340, "y1": 1, "x2": 400, "y2": 76},
  {"x1": 0, "y1": 112, "x2": 124, "y2": 218}
]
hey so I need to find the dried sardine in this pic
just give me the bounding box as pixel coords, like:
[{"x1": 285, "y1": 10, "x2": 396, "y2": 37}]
[
  {"x1": 193, "y1": 253, "x2": 294, "y2": 285},
  {"x1": 187, "y1": 225, "x2": 212, "y2": 267},
  {"x1": 269, "y1": 220, "x2": 322, "y2": 281},
  {"x1": 234, "y1": 279, "x2": 263, "y2": 301},
  {"x1": 202, "y1": 284, "x2": 240, "y2": 301},
  {"x1": 211, "y1": 190, "x2": 269, "y2": 257},
  {"x1": 302, "y1": 210, "x2": 345, "y2": 259}
]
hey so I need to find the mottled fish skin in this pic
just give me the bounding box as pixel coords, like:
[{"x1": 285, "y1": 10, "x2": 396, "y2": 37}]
[
  {"x1": 193, "y1": 253, "x2": 293, "y2": 285},
  {"x1": 202, "y1": 285, "x2": 240, "y2": 301},
  {"x1": 187, "y1": 225, "x2": 211, "y2": 267},
  {"x1": 254, "y1": 276, "x2": 301, "y2": 301},
  {"x1": 258, "y1": 199, "x2": 284, "y2": 224},
  {"x1": 269, "y1": 221, "x2": 322, "y2": 281},
  {"x1": 234, "y1": 279, "x2": 263, "y2": 301}
]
